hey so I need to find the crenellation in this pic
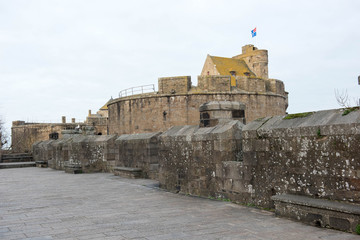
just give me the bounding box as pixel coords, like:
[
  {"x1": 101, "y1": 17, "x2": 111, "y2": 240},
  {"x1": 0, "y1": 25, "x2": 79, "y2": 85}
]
[
  {"x1": 197, "y1": 75, "x2": 231, "y2": 92},
  {"x1": 33, "y1": 106, "x2": 360, "y2": 233},
  {"x1": 158, "y1": 76, "x2": 191, "y2": 94}
]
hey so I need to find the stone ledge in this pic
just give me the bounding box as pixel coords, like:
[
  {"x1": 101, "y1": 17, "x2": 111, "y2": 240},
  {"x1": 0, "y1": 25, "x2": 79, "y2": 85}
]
[
  {"x1": 114, "y1": 167, "x2": 142, "y2": 172},
  {"x1": 272, "y1": 194, "x2": 360, "y2": 233},
  {"x1": 113, "y1": 167, "x2": 143, "y2": 179},
  {"x1": 35, "y1": 160, "x2": 48, "y2": 168},
  {"x1": 272, "y1": 194, "x2": 360, "y2": 215},
  {"x1": 64, "y1": 162, "x2": 82, "y2": 174},
  {"x1": 0, "y1": 162, "x2": 36, "y2": 169},
  {"x1": 1, "y1": 153, "x2": 33, "y2": 163}
]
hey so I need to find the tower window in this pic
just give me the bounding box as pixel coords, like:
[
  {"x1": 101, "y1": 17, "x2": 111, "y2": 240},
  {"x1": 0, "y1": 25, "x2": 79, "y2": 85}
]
[{"x1": 200, "y1": 112, "x2": 210, "y2": 127}]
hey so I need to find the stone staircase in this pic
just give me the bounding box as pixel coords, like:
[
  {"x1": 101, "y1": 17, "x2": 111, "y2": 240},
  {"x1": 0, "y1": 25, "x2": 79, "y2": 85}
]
[{"x1": 0, "y1": 153, "x2": 36, "y2": 169}]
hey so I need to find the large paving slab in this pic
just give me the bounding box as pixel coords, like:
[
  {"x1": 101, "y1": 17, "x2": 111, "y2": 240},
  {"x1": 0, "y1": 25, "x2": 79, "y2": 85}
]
[{"x1": 0, "y1": 168, "x2": 358, "y2": 240}]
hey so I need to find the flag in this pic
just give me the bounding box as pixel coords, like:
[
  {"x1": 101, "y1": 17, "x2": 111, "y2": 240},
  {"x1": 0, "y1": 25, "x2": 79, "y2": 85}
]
[{"x1": 251, "y1": 27, "x2": 257, "y2": 37}]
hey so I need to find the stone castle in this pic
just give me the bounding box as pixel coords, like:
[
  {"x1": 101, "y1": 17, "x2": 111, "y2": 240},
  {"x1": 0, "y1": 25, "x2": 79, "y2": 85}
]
[
  {"x1": 12, "y1": 44, "x2": 287, "y2": 152},
  {"x1": 10, "y1": 45, "x2": 360, "y2": 233},
  {"x1": 108, "y1": 44, "x2": 287, "y2": 135}
]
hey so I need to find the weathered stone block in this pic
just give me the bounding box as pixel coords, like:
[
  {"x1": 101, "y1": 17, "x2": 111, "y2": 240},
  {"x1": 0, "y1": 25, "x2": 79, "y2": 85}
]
[
  {"x1": 329, "y1": 217, "x2": 350, "y2": 231},
  {"x1": 272, "y1": 194, "x2": 360, "y2": 233},
  {"x1": 113, "y1": 167, "x2": 143, "y2": 179}
]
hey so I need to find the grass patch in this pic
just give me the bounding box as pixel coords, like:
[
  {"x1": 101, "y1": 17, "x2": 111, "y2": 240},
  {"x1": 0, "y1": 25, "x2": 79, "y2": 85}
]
[
  {"x1": 342, "y1": 107, "x2": 359, "y2": 116},
  {"x1": 317, "y1": 128, "x2": 321, "y2": 138},
  {"x1": 356, "y1": 224, "x2": 360, "y2": 235},
  {"x1": 284, "y1": 112, "x2": 313, "y2": 120},
  {"x1": 208, "y1": 196, "x2": 231, "y2": 202}
]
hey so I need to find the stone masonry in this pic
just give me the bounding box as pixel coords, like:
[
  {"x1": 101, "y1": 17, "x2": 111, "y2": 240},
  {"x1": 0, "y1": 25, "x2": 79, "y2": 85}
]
[
  {"x1": 33, "y1": 103, "x2": 360, "y2": 233},
  {"x1": 107, "y1": 44, "x2": 287, "y2": 135}
]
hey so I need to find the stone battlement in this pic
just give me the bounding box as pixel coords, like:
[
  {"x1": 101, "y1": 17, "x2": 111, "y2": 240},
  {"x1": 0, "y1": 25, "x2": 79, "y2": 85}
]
[
  {"x1": 156, "y1": 75, "x2": 285, "y2": 95},
  {"x1": 107, "y1": 73, "x2": 287, "y2": 135},
  {"x1": 33, "y1": 106, "x2": 360, "y2": 233}
]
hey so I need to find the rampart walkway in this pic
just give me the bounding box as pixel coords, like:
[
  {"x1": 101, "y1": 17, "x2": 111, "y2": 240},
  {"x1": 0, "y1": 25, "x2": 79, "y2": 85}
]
[{"x1": 0, "y1": 168, "x2": 357, "y2": 240}]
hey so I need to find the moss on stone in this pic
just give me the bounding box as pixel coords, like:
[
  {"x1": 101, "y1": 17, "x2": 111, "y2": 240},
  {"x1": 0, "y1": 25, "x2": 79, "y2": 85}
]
[
  {"x1": 356, "y1": 224, "x2": 360, "y2": 235},
  {"x1": 284, "y1": 112, "x2": 313, "y2": 120},
  {"x1": 342, "y1": 107, "x2": 359, "y2": 116}
]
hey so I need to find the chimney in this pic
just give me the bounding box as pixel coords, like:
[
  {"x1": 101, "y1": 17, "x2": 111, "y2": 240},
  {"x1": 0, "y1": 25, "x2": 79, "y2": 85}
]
[
  {"x1": 88, "y1": 110, "x2": 92, "y2": 117},
  {"x1": 62, "y1": 116, "x2": 66, "y2": 123},
  {"x1": 71, "y1": 118, "x2": 75, "y2": 123}
]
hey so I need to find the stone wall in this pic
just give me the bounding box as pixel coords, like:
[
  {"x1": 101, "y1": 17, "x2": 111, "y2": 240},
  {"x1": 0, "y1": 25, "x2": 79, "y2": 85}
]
[
  {"x1": 67, "y1": 135, "x2": 116, "y2": 172},
  {"x1": 32, "y1": 140, "x2": 56, "y2": 165},
  {"x1": 108, "y1": 74, "x2": 287, "y2": 136},
  {"x1": 232, "y1": 109, "x2": 360, "y2": 208},
  {"x1": 108, "y1": 91, "x2": 286, "y2": 135},
  {"x1": 33, "y1": 107, "x2": 360, "y2": 212},
  {"x1": 85, "y1": 116, "x2": 108, "y2": 135},
  {"x1": 12, "y1": 121, "x2": 107, "y2": 153},
  {"x1": 12, "y1": 122, "x2": 86, "y2": 153},
  {"x1": 158, "y1": 76, "x2": 191, "y2": 94},
  {"x1": 158, "y1": 121, "x2": 243, "y2": 196},
  {"x1": 33, "y1": 135, "x2": 117, "y2": 172},
  {"x1": 197, "y1": 76, "x2": 231, "y2": 92},
  {"x1": 115, "y1": 132, "x2": 161, "y2": 179},
  {"x1": 49, "y1": 138, "x2": 73, "y2": 170},
  {"x1": 236, "y1": 77, "x2": 284, "y2": 94}
]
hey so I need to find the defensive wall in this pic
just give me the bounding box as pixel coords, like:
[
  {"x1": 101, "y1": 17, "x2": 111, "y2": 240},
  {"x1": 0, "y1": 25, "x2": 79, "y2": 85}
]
[
  {"x1": 33, "y1": 134, "x2": 116, "y2": 173},
  {"x1": 108, "y1": 75, "x2": 287, "y2": 135},
  {"x1": 11, "y1": 120, "x2": 88, "y2": 153},
  {"x1": 11, "y1": 45, "x2": 284, "y2": 153},
  {"x1": 12, "y1": 112, "x2": 108, "y2": 153},
  {"x1": 33, "y1": 103, "x2": 360, "y2": 232}
]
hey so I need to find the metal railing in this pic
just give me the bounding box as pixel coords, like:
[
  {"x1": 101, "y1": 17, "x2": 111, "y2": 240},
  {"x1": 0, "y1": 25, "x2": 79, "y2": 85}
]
[{"x1": 118, "y1": 84, "x2": 156, "y2": 98}]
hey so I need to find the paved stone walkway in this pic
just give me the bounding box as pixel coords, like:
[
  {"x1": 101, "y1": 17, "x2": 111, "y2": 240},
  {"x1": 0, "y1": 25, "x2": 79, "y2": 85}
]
[{"x1": 0, "y1": 168, "x2": 358, "y2": 240}]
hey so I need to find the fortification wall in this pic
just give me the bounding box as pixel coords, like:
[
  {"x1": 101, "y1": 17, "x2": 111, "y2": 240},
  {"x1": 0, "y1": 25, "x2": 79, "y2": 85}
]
[
  {"x1": 158, "y1": 76, "x2": 191, "y2": 94},
  {"x1": 12, "y1": 120, "x2": 107, "y2": 153},
  {"x1": 32, "y1": 140, "x2": 56, "y2": 165},
  {"x1": 108, "y1": 75, "x2": 286, "y2": 135},
  {"x1": 236, "y1": 109, "x2": 360, "y2": 207},
  {"x1": 33, "y1": 108, "x2": 360, "y2": 210},
  {"x1": 85, "y1": 117, "x2": 108, "y2": 135},
  {"x1": 33, "y1": 135, "x2": 117, "y2": 172},
  {"x1": 108, "y1": 93, "x2": 286, "y2": 135},
  {"x1": 157, "y1": 108, "x2": 360, "y2": 208},
  {"x1": 12, "y1": 122, "x2": 86, "y2": 153},
  {"x1": 115, "y1": 132, "x2": 161, "y2": 179},
  {"x1": 159, "y1": 121, "x2": 243, "y2": 195},
  {"x1": 197, "y1": 76, "x2": 231, "y2": 92}
]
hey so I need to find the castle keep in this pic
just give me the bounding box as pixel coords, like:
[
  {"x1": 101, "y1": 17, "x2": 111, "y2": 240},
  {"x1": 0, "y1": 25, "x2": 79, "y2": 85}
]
[{"x1": 107, "y1": 44, "x2": 288, "y2": 135}]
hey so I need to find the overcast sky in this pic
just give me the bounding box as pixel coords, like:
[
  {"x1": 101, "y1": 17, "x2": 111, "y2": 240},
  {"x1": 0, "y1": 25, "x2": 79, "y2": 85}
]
[{"x1": 1, "y1": 0, "x2": 359, "y2": 138}]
